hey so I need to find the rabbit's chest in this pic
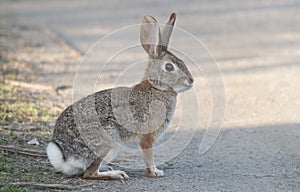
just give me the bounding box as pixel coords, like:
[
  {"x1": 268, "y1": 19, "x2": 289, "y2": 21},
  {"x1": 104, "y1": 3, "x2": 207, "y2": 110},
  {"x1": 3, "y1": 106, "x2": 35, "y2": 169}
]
[{"x1": 125, "y1": 91, "x2": 176, "y2": 134}]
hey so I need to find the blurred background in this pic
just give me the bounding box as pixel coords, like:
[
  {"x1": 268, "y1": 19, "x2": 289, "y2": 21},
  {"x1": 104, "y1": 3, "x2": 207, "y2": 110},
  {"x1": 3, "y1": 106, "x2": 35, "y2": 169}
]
[{"x1": 0, "y1": 0, "x2": 299, "y2": 191}]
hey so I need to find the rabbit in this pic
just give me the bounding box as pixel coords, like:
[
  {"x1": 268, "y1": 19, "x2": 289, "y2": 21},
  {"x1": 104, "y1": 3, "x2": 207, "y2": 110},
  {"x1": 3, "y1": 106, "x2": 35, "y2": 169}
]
[{"x1": 47, "y1": 13, "x2": 194, "y2": 180}]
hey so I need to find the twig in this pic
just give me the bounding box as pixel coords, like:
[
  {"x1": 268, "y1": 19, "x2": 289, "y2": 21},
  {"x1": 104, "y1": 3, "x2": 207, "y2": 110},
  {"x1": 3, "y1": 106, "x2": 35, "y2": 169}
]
[
  {"x1": 7, "y1": 182, "x2": 94, "y2": 190},
  {"x1": 237, "y1": 173, "x2": 277, "y2": 178},
  {"x1": 0, "y1": 145, "x2": 47, "y2": 158}
]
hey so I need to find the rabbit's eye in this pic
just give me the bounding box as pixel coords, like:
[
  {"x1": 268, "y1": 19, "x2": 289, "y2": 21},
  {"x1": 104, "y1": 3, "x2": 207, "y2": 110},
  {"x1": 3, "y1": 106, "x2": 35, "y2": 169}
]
[{"x1": 165, "y1": 63, "x2": 175, "y2": 72}]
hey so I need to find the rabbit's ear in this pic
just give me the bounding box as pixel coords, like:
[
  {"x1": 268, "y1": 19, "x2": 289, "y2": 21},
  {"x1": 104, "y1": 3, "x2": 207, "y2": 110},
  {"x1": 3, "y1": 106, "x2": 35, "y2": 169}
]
[
  {"x1": 161, "y1": 13, "x2": 176, "y2": 50},
  {"x1": 140, "y1": 16, "x2": 162, "y2": 57}
]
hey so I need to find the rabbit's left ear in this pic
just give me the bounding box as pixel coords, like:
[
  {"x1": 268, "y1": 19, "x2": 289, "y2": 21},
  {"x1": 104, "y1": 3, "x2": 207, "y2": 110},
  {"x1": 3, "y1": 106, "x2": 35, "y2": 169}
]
[
  {"x1": 140, "y1": 16, "x2": 162, "y2": 57},
  {"x1": 161, "y1": 13, "x2": 176, "y2": 50}
]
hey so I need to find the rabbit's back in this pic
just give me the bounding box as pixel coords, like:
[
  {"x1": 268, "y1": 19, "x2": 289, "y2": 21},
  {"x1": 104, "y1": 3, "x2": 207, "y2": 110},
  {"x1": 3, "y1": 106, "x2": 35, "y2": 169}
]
[{"x1": 52, "y1": 88, "x2": 129, "y2": 161}]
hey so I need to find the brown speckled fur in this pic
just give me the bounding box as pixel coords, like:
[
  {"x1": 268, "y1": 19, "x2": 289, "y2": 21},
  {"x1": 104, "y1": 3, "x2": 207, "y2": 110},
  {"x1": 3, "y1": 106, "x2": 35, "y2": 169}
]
[
  {"x1": 48, "y1": 13, "x2": 194, "y2": 179},
  {"x1": 52, "y1": 80, "x2": 177, "y2": 168}
]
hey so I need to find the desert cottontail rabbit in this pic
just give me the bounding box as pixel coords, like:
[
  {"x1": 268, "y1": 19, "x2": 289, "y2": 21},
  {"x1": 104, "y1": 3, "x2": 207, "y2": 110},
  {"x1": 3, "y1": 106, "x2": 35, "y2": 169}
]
[{"x1": 47, "y1": 13, "x2": 194, "y2": 180}]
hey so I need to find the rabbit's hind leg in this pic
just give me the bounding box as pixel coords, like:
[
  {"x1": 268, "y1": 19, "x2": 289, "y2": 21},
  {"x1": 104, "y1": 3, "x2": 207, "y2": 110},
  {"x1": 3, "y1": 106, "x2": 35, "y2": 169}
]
[{"x1": 83, "y1": 148, "x2": 129, "y2": 180}]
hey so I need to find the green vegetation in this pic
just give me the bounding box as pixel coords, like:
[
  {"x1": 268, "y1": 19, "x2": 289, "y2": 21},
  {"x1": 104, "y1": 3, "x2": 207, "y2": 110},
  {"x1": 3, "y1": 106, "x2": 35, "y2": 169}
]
[
  {"x1": 0, "y1": 151, "x2": 57, "y2": 191},
  {"x1": 0, "y1": 21, "x2": 88, "y2": 191},
  {"x1": 0, "y1": 83, "x2": 60, "y2": 190},
  {"x1": 0, "y1": 81, "x2": 57, "y2": 186},
  {"x1": 0, "y1": 83, "x2": 54, "y2": 126}
]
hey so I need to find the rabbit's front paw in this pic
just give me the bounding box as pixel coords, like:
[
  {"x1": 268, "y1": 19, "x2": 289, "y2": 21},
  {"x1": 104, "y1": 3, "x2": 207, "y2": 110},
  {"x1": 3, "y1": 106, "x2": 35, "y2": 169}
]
[{"x1": 146, "y1": 167, "x2": 164, "y2": 177}]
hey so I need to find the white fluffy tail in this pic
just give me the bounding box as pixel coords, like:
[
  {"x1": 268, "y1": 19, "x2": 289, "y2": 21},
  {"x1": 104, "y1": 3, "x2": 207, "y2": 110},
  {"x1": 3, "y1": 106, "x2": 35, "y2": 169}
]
[
  {"x1": 47, "y1": 142, "x2": 85, "y2": 175},
  {"x1": 47, "y1": 142, "x2": 65, "y2": 172}
]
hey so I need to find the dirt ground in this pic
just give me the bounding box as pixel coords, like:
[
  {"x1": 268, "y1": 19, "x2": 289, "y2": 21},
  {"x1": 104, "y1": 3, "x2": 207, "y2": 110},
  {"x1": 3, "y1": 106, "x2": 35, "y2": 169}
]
[{"x1": 1, "y1": 0, "x2": 300, "y2": 191}]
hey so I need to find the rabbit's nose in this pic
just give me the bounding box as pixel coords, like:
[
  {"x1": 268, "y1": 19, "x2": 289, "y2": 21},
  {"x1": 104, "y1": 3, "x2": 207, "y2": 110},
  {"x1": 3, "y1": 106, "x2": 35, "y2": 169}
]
[{"x1": 188, "y1": 77, "x2": 194, "y2": 85}]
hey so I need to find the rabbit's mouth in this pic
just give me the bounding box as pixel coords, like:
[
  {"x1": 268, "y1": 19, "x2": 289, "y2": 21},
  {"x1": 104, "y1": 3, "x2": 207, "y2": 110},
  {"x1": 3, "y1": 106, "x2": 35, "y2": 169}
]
[
  {"x1": 149, "y1": 78, "x2": 193, "y2": 93},
  {"x1": 174, "y1": 79, "x2": 194, "y2": 93},
  {"x1": 178, "y1": 84, "x2": 193, "y2": 92}
]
